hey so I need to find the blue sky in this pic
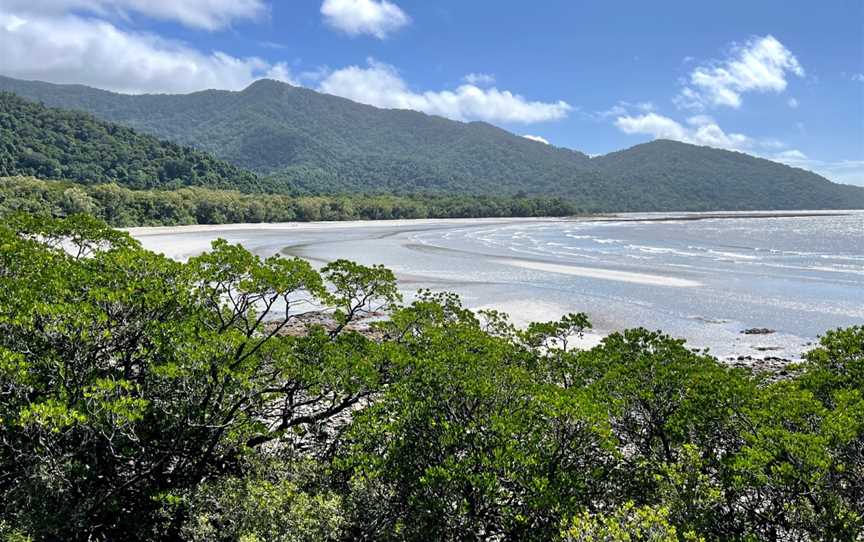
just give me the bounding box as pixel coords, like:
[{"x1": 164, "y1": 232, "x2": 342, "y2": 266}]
[{"x1": 1, "y1": 0, "x2": 862, "y2": 185}]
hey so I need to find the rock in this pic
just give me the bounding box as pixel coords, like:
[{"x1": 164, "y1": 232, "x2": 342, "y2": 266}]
[
  {"x1": 741, "y1": 328, "x2": 775, "y2": 335},
  {"x1": 265, "y1": 310, "x2": 386, "y2": 340}
]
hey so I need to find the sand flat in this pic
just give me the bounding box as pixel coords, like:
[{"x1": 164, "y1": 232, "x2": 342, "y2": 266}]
[
  {"x1": 128, "y1": 212, "x2": 864, "y2": 362},
  {"x1": 500, "y1": 259, "x2": 702, "y2": 287}
]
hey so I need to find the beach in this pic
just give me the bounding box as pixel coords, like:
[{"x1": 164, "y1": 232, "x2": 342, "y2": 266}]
[{"x1": 130, "y1": 211, "x2": 864, "y2": 363}]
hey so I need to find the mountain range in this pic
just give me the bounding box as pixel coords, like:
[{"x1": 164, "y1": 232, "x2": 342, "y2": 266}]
[{"x1": 1, "y1": 75, "x2": 861, "y2": 211}]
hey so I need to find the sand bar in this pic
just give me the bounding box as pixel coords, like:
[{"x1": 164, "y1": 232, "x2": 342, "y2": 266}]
[{"x1": 501, "y1": 259, "x2": 702, "y2": 287}]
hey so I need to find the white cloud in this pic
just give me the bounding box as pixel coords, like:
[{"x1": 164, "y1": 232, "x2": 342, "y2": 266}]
[
  {"x1": 522, "y1": 134, "x2": 550, "y2": 145},
  {"x1": 595, "y1": 100, "x2": 653, "y2": 119},
  {"x1": 606, "y1": 36, "x2": 860, "y2": 187},
  {"x1": 2, "y1": 0, "x2": 266, "y2": 30},
  {"x1": 0, "y1": 10, "x2": 294, "y2": 93},
  {"x1": 685, "y1": 114, "x2": 715, "y2": 126},
  {"x1": 0, "y1": 4, "x2": 569, "y2": 121},
  {"x1": 320, "y1": 0, "x2": 409, "y2": 39},
  {"x1": 463, "y1": 73, "x2": 495, "y2": 86},
  {"x1": 774, "y1": 149, "x2": 808, "y2": 162},
  {"x1": 851, "y1": 73, "x2": 864, "y2": 83},
  {"x1": 615, "y1": 113, "x2": 689, "y2": 142},
  {"x1": 318, "y1": 59, "x2": 572, "y2": 123},
  {"x1": 676, "y1": 35, "x2": 804, "y2": 110},
  {"x1": 614, "y1": 112, "x2": 767, "y2": 151}
]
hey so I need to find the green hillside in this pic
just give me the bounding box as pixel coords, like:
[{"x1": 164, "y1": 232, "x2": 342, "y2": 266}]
[
  {"x1": 593, "y1": 140, "x2": 864, "y2": 210},
  {"x1": 1, "y1": 76, "x2": 862, "y2": 211},
  {"x1": 0, "y1": 77, "x2": 602, "y2": 197},
  {"x1": 0, "y1": 92, "x2": 260, "y2": 192}
]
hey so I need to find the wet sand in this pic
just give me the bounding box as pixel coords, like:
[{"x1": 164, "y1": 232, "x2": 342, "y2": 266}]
[{"x1": 129, "y1": 212, "x2": 864, "y2": 363}]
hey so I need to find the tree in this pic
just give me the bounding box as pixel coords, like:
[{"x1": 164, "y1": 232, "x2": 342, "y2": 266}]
[
  {"x1": 1, "y1": 214, "x2": 862, "y2": 541},
  {"x1": 337, "y1": 298, "x2": 615, "y2": 541},
  {"x1": 0, "y1": 214, "x2": 399, "y2": 540},
  {"x1": 560, "y1": 501, "x2": 703, "y2": 542}
]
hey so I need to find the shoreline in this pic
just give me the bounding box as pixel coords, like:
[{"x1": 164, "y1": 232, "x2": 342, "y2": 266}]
[
  {"x1": 129, "y1": 211, "x2": 862, "y2": 367},
  {"x1": 124, "y1": 216, "x2": 553, "y2": 236},
  {"x1": 123, "y1": 210, "x2": 857, "y2": 236},
  {"x1": 580, "y1": 210, "x2": 853, "y2": 223}
]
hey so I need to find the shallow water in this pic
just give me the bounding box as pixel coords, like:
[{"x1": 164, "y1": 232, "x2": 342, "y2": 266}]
[{"x1": 133, "y1": 211, "x2": 864, "y2": 361}]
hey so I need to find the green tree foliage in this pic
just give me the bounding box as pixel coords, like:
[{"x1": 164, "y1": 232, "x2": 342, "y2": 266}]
[
  {"x1": 0, "y1": 93, "x2": 259, "y2": 191},
  {"x1": 337, "y1": 296, "x2": 616, "y2": 540},
  {"x1": 560, "y1": 501, "x2": 703, "y2": 542},
  {"x1": 0, "y1": 215, "x2": 862, "y2": 541},
  {"x1": 0, "y1": 214, "x2": 399, "y2": 539},
  {"x1": 589, "y1": 139, "x2": 864, "y2": 211},
  {"x1": 178, "y1": 457, "x2": 345, "y2": 542},
  {"x1": 0, "y1": 176, "x2": 581, "y2": 226},
  {"x1": 2, "y1": 76, "x2": 862, "y2": 210}
]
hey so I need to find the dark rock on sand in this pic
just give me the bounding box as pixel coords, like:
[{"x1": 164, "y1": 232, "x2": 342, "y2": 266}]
[
  {"x1": 741, "y1": 328, "x2": 776, "y2": 335},
  {"x1": 727, "y1": 354, "x2": 796, "y2": 380}
]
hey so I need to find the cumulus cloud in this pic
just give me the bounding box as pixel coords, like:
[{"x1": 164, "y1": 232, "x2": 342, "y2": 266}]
[
  {"x1": 675, "y1": 35, "x2": 804, "y2": 110},
  {"x1": 595, "y1": 101, "x2": 654, "y2": 119},
  {"x1": 0, "y1": 10, "x2": 294, "y2": 93},
  {"x1": 615, "y1": 113, "x2": 688, "y2": 142},
  {"x1": 2, "y1": 0, "x2": 266, "y2": 30},
  {"x1": 522, "y1": 134, "x2": 550, "y2": 144},
  {"x1": 614, "y1": 112, "x2": 764, "y2": 151},
  {"x1": 463, "y1": 73, "x2": 496, "y2": 86},
  {"x1": 320, "y1": 0, "x2": 409, "y2": 39},
  {"x1": 604, "y1": 35, "x2": 859, "y2": 186},
  {"x1": 773, "y1": 149, "x2": 808, "y2": 162},
  {"x1": 318, "y1": 59, "x2": 572, "y2": 123},
  {"x1": 851, "y1": 73, "x2": 864, "y2": 83}
]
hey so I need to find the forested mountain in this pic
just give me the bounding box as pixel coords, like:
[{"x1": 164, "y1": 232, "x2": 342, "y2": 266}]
[
  {"x1": 1, "y1": 76, "x2": 862, "y2": 210},
  {"x1": 0, "y1": 93, "x2": 260, "y2": 191},
  {"x1": 0, "y1": 77, "x2": 610, "y2": 202},
  {"x1": 592, "y1": 140, "x2": 864, "y2": 210}
]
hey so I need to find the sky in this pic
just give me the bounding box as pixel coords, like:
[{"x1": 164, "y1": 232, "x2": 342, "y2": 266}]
[{"x1": 1, "y1": 0, "x2": 862, "y2": 185}]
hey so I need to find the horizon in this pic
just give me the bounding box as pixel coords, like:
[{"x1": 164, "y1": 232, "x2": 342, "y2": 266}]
[{"x1": 0, "y1": 0, "x2": 861, "y2": 186}]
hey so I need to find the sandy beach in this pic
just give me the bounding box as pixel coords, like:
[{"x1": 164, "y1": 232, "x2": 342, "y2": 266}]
[
  {"x1": 127, "y1": 217, "x2": 555, "y2": 260},
  {"x1": 130, "y1": 212, "x2": 864, "y2": 363}
]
